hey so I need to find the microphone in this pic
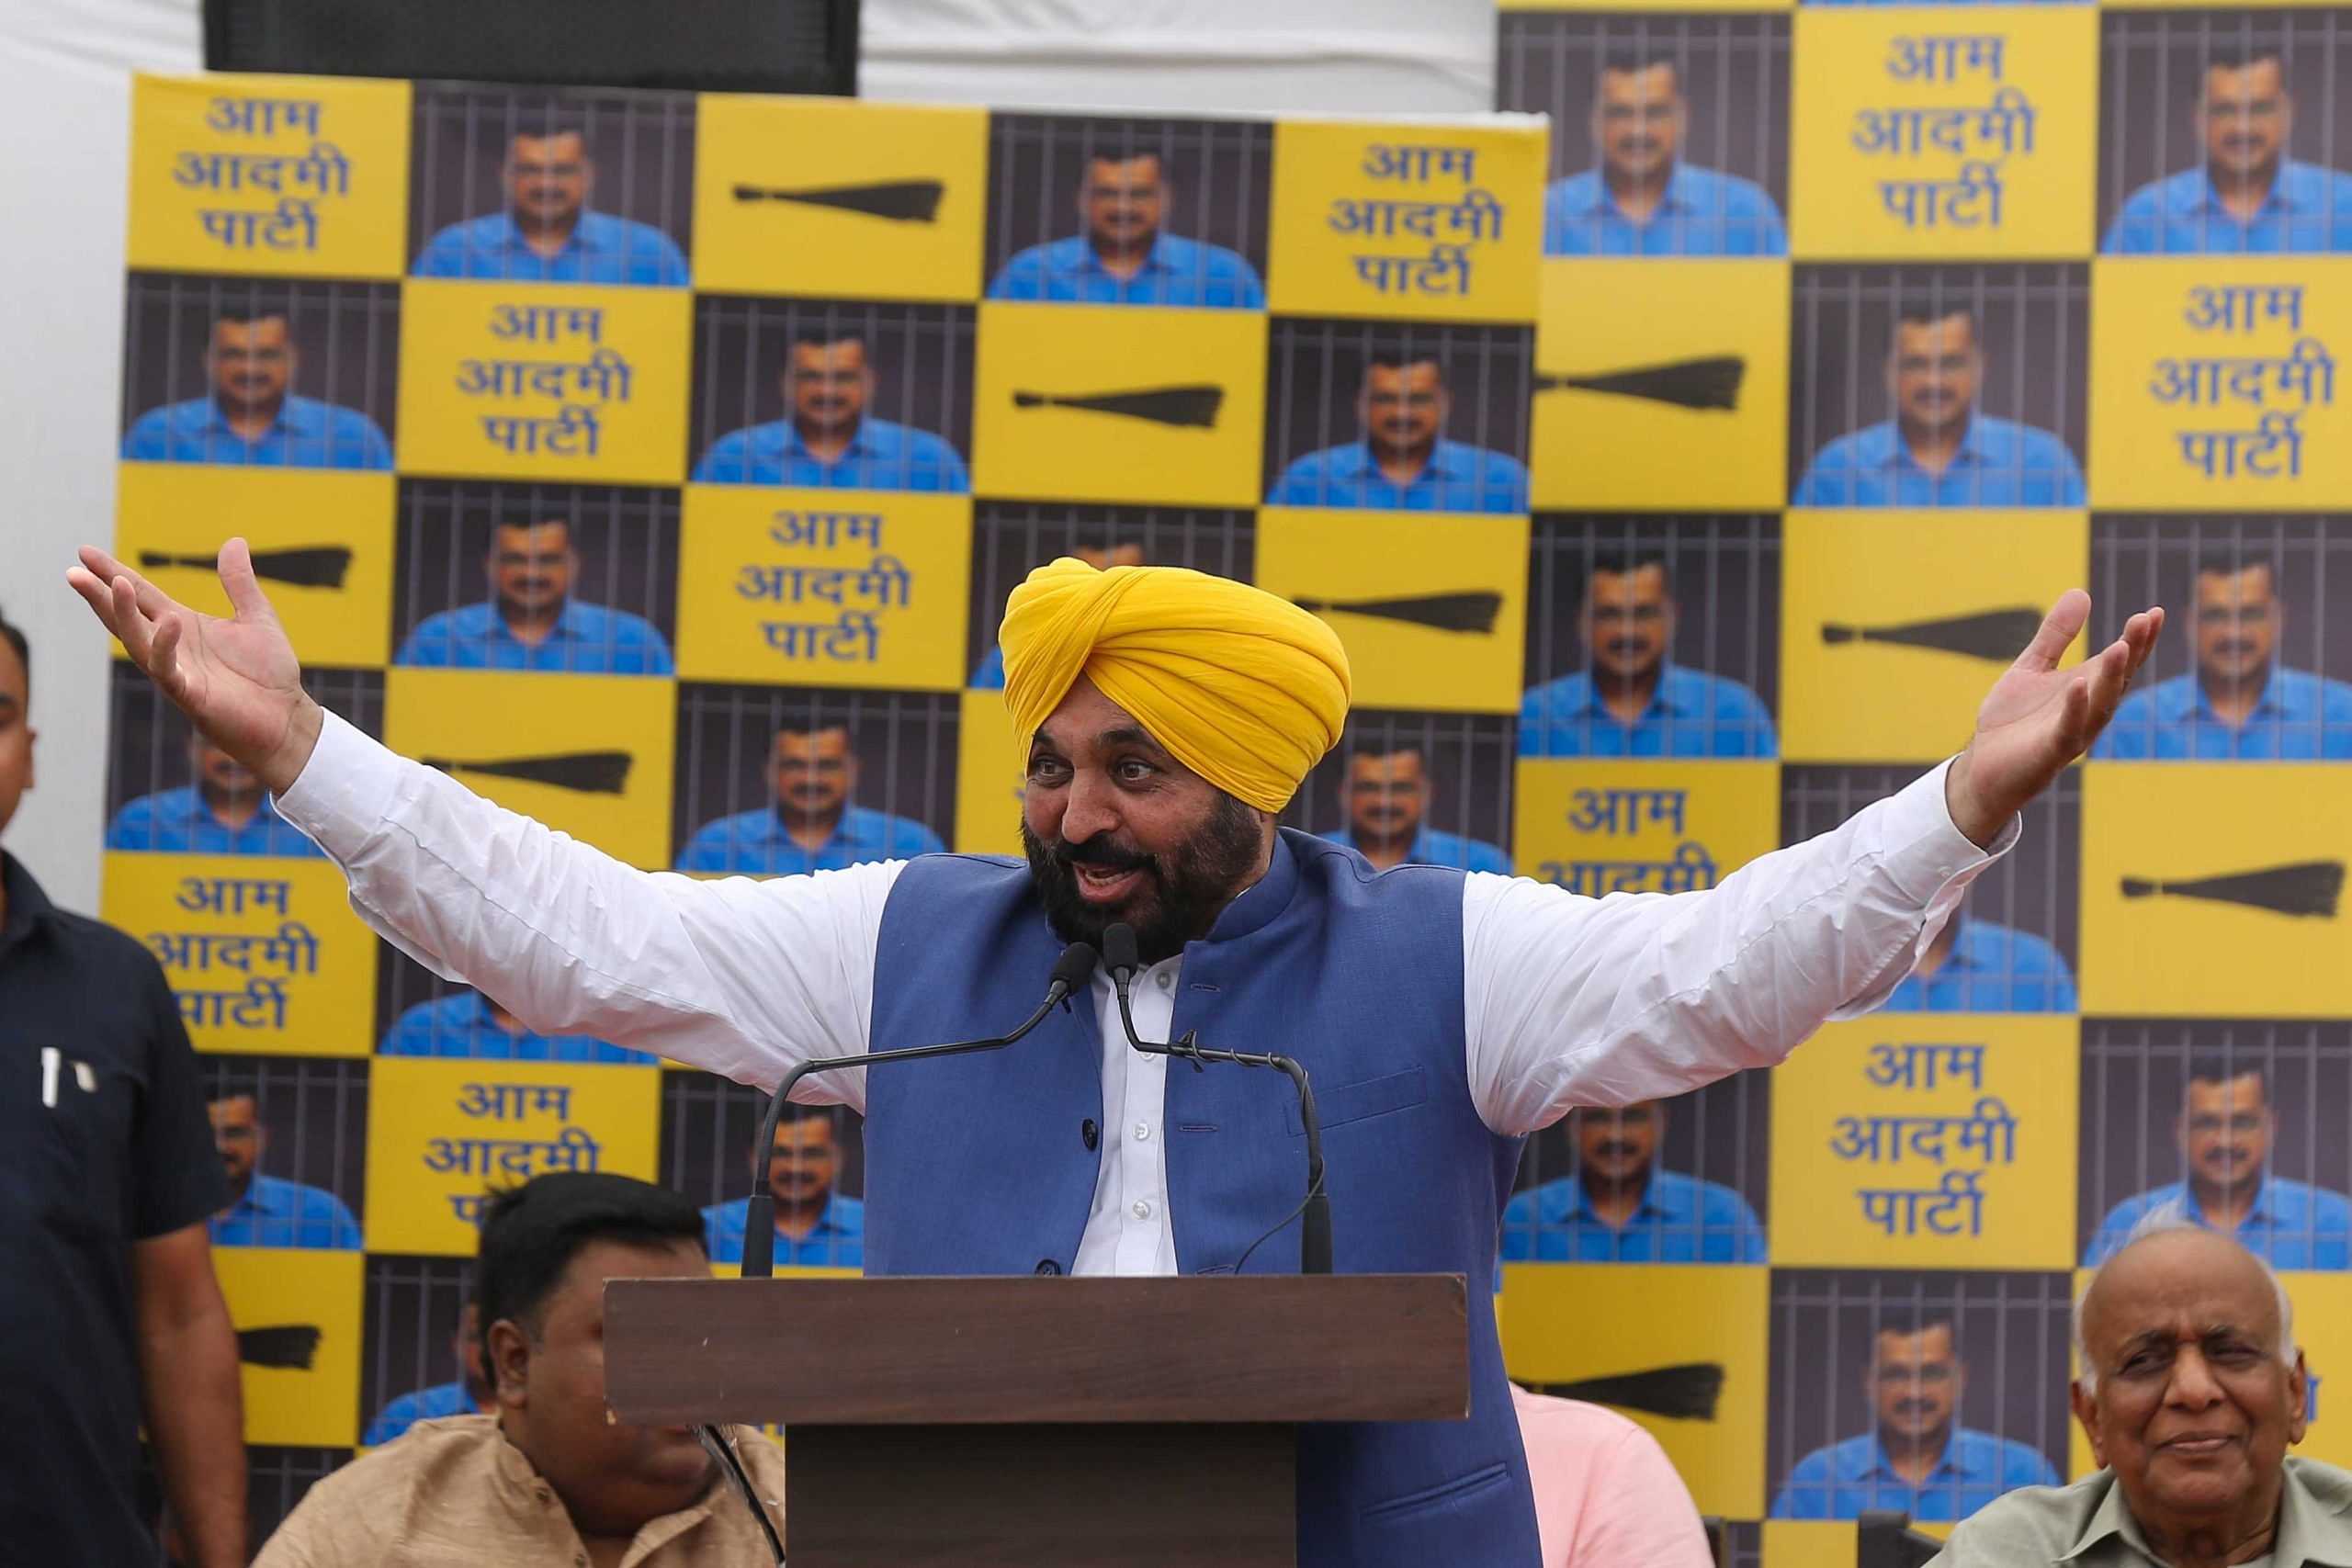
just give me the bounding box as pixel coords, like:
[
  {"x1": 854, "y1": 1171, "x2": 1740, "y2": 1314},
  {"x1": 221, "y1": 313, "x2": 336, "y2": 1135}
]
[
  {"x1": 1100, "y1": 923, "x2": 1332, "y2": 1275},
  {"x1": 739, "y1": 941, "x2": 1100, "y2": 1278}
]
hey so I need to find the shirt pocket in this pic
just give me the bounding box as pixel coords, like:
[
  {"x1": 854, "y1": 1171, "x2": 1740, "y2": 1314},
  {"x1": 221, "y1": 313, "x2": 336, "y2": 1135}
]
[
  {"x1": 1286, "y1": 1066, "x2": 1429, "y2": 1136},
  {"x1": 19, "y1": 1053, "x2": 137, "y2": 1240}
]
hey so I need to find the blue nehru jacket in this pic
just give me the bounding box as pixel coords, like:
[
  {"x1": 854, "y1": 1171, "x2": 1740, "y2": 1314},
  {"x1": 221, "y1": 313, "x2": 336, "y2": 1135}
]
[
  {"x1": 106, "y1": 788, "x2": 324, "y2": 858},
  {"x1": 2095, "y1": 667, "x2": 2352, "y2": 761},
  {"x1": 1268, "y1": 439, "x2": 1530, "y2": 514},
  {"x1": 701, "y1": 1193, "x2": 867, "y2": 1267},
  {"x1": 1774, "y1": 1429, "x2": 2062, "y2": 1519},
  {"x1": 1500, "y1": 1169, "x2": 1767, "y2": 1263},
  {"x1": 1518, "y1": 665, "x2": 1778, "y2": 759},
  {"x1": 120, "y1": 394, "x2": 391, "y2": 470},
  {"x1": 2104, "y1": 162, "x2": 2352, "y2": 255},
  {"x1": 1792, "y1": 416, "x2": 2085, "y2": 508},
  {"x1": 1878, "y1": 919, "x2": 2077, "y2": 1014},
  {"x1": 2085, "y1": 1177, "x2": 2352, "y2": 1271},
  {"x1": 692, "y1": 416, "x2": 969, "y2": 493},
  {"x1": 209, "y1": 1172, "x2": 362, "y2": 1250},
  {"x1": 413, "y1": 209, "x2": 690, "y2": 287},
  {"x1": 676, "y1": 806, "x2": 944, "y2": 875},
  {"x1": 362, "y1": 1380, "x2": 481, "y2": 1447},
  {"x1": 1317, "y1": 825, "x2": 1512, "y2": 875},
  {"x1": 377, "y1": 989, "x2": 654, "y2": 1064},
  {"x1": 1544, "y1": 166, "x2": 1788, "y2": 257},
  {"x1": 988, "y1": 232, "x2": 1266, "y2": 309},
  {"x1": 394, "y1": 600, "x2": 674, "y2": 675},
  {"x1": 865, "y1": 833, "x2": 1543, "y2": 1567}
]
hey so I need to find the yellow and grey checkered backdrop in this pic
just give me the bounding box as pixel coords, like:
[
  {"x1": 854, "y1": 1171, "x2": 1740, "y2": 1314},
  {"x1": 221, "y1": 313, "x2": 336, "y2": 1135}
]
[{"x1": 108, "y1": 21, "x2": 2352, "y2": 1555}]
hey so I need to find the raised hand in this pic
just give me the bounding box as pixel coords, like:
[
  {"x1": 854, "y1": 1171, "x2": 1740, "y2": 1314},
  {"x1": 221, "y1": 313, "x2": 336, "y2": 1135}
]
[
  {"x1": 1945, "y1": 590, "x2": 2164, "y2": 847},
  {"x1": 66, "y1": 539, "x2": 323, "y2": 794}
]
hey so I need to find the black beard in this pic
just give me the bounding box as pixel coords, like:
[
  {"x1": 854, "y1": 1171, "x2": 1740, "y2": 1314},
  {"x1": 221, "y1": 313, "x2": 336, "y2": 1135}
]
[{"x1": 1022, "y1": 794, "x2": 1264, "y2": 966}]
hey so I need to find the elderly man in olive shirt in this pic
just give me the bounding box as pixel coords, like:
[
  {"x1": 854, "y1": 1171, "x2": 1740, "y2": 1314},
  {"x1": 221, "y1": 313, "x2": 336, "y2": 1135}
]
[{"x1": 1932, "y1": 1218, "x2": 2352, "y2": 1567}]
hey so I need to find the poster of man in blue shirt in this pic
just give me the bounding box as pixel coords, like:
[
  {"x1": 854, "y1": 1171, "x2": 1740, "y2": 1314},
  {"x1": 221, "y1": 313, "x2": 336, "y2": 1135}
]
[
  {"x1": 1267, "y1": 351, "x2": 1529, "y2": 513},
  {"x1": 701, "y1": 1108, "x2": 866, "y2": 1268},
  {"x1": 676, "y1": 721, "x2": 945, "y2": 874},
  {"x1": 1316, "y1": 745, "x2": 1510, "y2": 874},
  {"x1": 395, "y1": 518, "x2": 673, "y2": 675},
  {"x1": 413, "y1": 126, "x2": 690, "y2": 287},
  {"x1": 1881, "y1": 901, "x2": 2077, "y2": 1013},
  {"x1": 362, "y1": 1303, "x2": 493, "y2": 1446},
  {"x1": 1501, "y1": 1100, "x2": 1766, "y2": 1263},
  {"x1": 120, "y1": 312, "x2": 391, "y2": 470},
  {"x1": 107, "y1": 731, "x2": 324, "y2": 857},
  {"x1": 1546, "y1": 55, "x2": 1788, "y2": 257},
  {"x1": 1773, "y1": 1308, "x2": 2062, "y2": 1520},
  {"x1": 2085, "y1": 1060, "x2": 2352, "y2": 1271},
  {"x1": 2104, "y1": 50, "x2": 2352, "y2": 255},
  {"x1": 377, "y1": 984, "x2": 653, "y2": 1064},
  {"x1": 971, "y1": 542, "x2": 1144, "y2": 689},
  {"x1": 989, "y1": 151, "x2": 1265, "y2": 309},
  {"x1": 1791, "y1": 303, "x2": 2085, "y2": 508},
  {"x1": 1520, "y1": 553, "x2": 1777, "y2": 758},
  {"x1": 693, "y1": 331, "x2": 970, "y2": 492},
  {"x1": 2097, "y1": 558, "x2": 2352, "y2": 761},
  {"x1": 205, "y1": 1086, "x2": 361, "y2": 1250}
]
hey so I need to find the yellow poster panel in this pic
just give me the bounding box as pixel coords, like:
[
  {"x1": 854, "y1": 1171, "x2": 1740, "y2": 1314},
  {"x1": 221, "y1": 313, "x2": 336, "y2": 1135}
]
[
  {"x1": 1254, "y1": 509, "x2": 1528, "y2": 715},
  {"x1": 1532, "y1": 260, "x2": 1790, "y2": 511},
  {"x1": 692, "y1": 96, "x2": 987, "y2": 302},
  {"x1": 102, "y1": 854, "x2": 378, "y2": 1057},
  {"x1": 214, "y1": 1247, "x2": 364, "y2": 1447},
  {"x1": 2080, "y1": 764, "x2": 2352, "y2": 1017},
  {"x1": 676, "y1": 489, "x2": 970, "y2": 692},
  {"x1": 395, "y1": 281, "x2": 691, "y2": 483},
  {"x1": 1501, "y1": 1264, "x2": 1769, "y2": 1519},
  {"x1": 1765, "y1": 1520, "x2": 1951, "y2": 1565},
  {"x1": 128, "y1": 73, "x2": 410, "y2": 279},
  {"x1": 2088, "y1": 260, "x2": 2352, "y2": 510},
  {"x1": 1512, "y1": 761, "x2": 1780, "y2": 893},
  {"x1": 1770, "y1": 1018, "x2": 2079, "y2": 1269},
  {"x1": 1790, "y1": 10, "x2": 2095, "y2": 260},
  {"x1": 954, "y1": 688, "x2": 1028, "y2": 856},
  {"x1": 365, "y1": 1058, "x2": 661, "y2": 1255},
  {"x1": 383, "y1": 670, "x2": 676, "y2": 869},
  {"x1": 113, "y1": 467, "x2": 394, "y2": 669},
  {"x1": 1268, "y1": 120, "x2": 1544, "y2": 322},
  {"x1": 970, "y1": 302, "x2": 1267, "y2": 506},
  {"x1": 1781, "y1": 511, "x2": 2087, "y2": 763}
]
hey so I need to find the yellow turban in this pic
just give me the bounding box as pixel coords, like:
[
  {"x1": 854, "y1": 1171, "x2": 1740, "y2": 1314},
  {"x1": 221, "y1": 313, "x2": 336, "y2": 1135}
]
[{"x1": 999, "y1": 558, "x2": 1351, "y2": 813}]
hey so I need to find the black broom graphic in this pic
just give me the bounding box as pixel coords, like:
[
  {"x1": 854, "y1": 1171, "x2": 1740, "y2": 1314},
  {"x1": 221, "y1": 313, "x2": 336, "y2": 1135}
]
[
  {"x1": 1292, "y1": 591, "x2": 1502, "y2": 636},
  {"x1": 237, "y1": 1324, "x2": 323, "y2": 1371},
  {"x1": 1820, "y1": 607, "x2": 2044, "y2": 662},
  {"x1": 2120, "y1": 861, "x2": 2345, "y2": 919},
  {"x1": 729, "y1": 179, "x2": 945, "y2": 223},
  {"x1": 1530, "y1": 1361, "x2": 1724, "y2": 1421},
  {"x1": 138, "y1": 546, "x2": 354, "y2": 590},
  {"x1": 1534, "y1": 355, "x2": 1746, "y2": 412},
  {"x1": 421, "y1": 750, "x2": 634, "y2": 795},
  {"x1": 1011, "y1": 385, "x2": 1224, "y2": 430}
]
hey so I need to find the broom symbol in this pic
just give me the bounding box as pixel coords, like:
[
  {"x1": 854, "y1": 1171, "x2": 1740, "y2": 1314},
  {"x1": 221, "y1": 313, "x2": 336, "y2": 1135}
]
[
  {"x1": 237, "y1": 1324, "x2": 323, "y2": 1371},
  {"x1": 138, "y1": 546, "x2": 354, "y2": 590},
  {"x1": 1533, "y1": 355, "x2": 1746, "y2": 412},
  {"x1": 1292, "y1": 591, "x2": 1502, "y2": 636},
  {"x1": 2120, "y1": 861, "x2": 2345, "y2": 919},
  {"x1": 1821, "y1": 607, "x2": 2044, "y2": 662},
  {"x1": 1530, "y1": 1361, "x2": 1724, "y2": 1421},
  {"x1": 729, "y1": 179, "x2": 945, "y2": 223},
  {"x1": 421, "y1": 751, "x2": 634, "y2": 795},
  {"x1": 1011, "y1": 385, "x2": 1224, "y2": 429}
]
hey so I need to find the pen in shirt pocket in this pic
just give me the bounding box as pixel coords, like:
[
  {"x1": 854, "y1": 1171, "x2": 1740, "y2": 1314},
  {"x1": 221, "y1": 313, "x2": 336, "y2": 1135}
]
[{"x1": 40, "y1": 1046, "x2": 59, "y2": 1109}]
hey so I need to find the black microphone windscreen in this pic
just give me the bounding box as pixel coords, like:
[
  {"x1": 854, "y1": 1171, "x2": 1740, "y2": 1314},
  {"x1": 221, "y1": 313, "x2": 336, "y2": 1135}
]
[
  {"x1": 1102, "y1": 923, "x2": 1140, "y2": 978},
  {"x1": 1052, "y1": 942, "x2": 1101, "y2": 993}
]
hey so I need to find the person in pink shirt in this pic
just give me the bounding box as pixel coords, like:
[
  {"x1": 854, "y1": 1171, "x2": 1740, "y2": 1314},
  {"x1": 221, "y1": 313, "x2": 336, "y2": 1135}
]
[{"x1": 1512, "y1": 1383, "x2": 1716, "y2": 1567}]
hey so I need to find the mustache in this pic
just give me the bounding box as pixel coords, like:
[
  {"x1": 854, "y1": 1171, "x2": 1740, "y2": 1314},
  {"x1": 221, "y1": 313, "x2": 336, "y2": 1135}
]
[{"x1": 1053, "y1": 835, "x2": 1156, "y2": 873}]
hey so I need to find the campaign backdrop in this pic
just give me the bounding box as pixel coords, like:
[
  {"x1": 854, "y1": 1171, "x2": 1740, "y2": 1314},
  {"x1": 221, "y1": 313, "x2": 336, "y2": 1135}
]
[{"x1": 111, "y1": 37, "x2": 2352, "y2": 1558}]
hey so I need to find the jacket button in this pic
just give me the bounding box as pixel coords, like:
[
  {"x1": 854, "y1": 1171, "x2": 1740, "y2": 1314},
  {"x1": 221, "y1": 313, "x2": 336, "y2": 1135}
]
[
  {"x1": 1035, "y1": 1259, "x2": 1062, "y2": 1275},
  {"x1": 1081, "y1": 1118, "x2": 1099, "y2": 1151}
]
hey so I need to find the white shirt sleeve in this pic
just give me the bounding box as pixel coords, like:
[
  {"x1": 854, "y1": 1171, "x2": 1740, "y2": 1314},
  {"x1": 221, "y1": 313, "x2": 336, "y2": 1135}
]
[
  {"x1": 1464, "y1": 758, "x2": 2015, "y2": 1135},
  {"x1": 276, "y1": 711, "x2": 898, "y2": 1107}
]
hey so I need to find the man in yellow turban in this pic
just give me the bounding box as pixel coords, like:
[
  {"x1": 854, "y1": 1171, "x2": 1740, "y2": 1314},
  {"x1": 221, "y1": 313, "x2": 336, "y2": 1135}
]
[{"x1": 73, "y1": 539, "x2": 2158, "y2": 1567}]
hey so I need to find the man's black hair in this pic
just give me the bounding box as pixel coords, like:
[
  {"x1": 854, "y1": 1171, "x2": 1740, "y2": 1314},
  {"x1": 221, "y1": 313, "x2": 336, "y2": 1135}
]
[
  {"x1": 2193, "y1": 550, "x2": 2284, "y2": 586},
  {"x1": 0, "y1": 604, "x2": 27, "y2": 692},
  {"x1": 1873, "y1": 1304, "x2": 1959, "y2": 1347},
  {"x1": 1895, "y1": 299, "x2": 1978, "y2": 331},
  {"x1": 2188, "y1": 1055, "x2": 2272, "y2": 1099},
  {"x1": 476, "y1": 1173, "x2": 704, "y2": 1335},
  {"x1": 1599, "y1": 51, "x2": 1680, "y2": 83},
  {"x1": 2204, "y1": 48, "x2": 2285, "y2": 78},
  {"x1": 1588, "y1": 549, "x2": 1673, "y2": 591},
  {"x1": 790, "y1": 327, "x2": 868, "y2": 354},
  {"x1": 1365, "y1": 343, "x2": 1447, "y2": 379}
]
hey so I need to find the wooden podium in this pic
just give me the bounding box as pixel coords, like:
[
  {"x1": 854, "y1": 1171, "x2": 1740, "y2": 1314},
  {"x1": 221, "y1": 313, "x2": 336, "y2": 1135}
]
[{"x1": 605, "y1": 1274, "x2": 1469, "y2": 1568}]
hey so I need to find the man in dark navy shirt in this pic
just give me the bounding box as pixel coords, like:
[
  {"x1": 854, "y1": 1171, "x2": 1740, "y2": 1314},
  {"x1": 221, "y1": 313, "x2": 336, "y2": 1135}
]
[{"x1": 0, "y1": 607, "x2": 247, "y2": 1567}]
